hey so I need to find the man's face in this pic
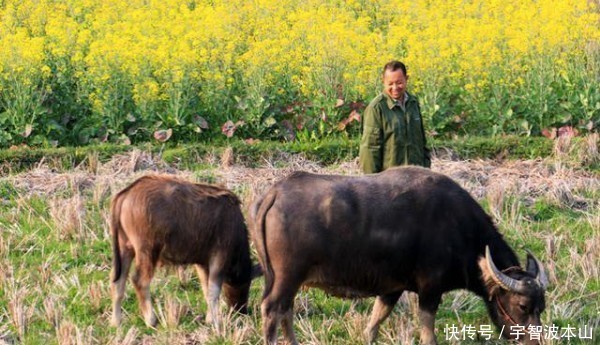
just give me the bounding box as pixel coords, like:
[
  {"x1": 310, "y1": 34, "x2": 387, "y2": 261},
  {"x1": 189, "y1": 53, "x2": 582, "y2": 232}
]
[{"x1": 383, "y1": 69, "x2": 408, "y2": 101}]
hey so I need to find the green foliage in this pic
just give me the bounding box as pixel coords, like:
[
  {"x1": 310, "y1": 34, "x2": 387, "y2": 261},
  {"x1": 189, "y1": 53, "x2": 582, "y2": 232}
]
[
  {"x1": 0, "y1": 135, "x2": 583, "y2": 174},
  {"x1": 0, "y1": 180, "x2": 18, "y2": 200},
  {"x1": 430, "y1": 135, "x2": 554, "y2": 159},
  {"x1": 0, "y1": 73, "x2": 47, "y2": 146},
  {"x1": 417, "y1": 49, "x2": 600, "y2": 139},
  {"x1": 0, "y1": 143, "x2": 131, "y2": 173}
]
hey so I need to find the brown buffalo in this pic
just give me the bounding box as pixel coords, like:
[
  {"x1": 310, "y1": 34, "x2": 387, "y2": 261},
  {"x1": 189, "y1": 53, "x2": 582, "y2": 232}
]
[
  {"x1": 110, "y1": 175, "x2": 259, "y2": 330},
  {"x1": 250, "y1": 166, "x2": 548, "y2": 345}
]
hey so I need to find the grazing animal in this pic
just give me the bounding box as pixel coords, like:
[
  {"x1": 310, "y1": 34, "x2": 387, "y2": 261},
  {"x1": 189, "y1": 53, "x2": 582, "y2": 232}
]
[
  {"x1": 110, "y1": 175, "x2": 259, "y2": 330},
  {"x1": 250, "y1": 166, "x2": 548, "y2": 345}
]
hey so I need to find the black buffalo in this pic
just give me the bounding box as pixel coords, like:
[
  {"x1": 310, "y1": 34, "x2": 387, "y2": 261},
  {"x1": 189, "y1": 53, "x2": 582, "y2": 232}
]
[{"x1": 250, "y1": 166, "x2": 548, "y2": 345}]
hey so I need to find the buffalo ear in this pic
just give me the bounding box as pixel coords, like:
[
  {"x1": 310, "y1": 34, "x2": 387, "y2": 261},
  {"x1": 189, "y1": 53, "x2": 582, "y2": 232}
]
[
  {"x1": 251, "y1": 264, "x2": 263, "y2": 280},
  {"x1": 525, "y1": 250, "x2": 549, "y2": 289}
]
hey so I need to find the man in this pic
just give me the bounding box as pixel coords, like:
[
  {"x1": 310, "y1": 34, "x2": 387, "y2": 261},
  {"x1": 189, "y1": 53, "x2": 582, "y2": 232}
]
[{"x1": 359, "y1": 60, "x2": 431, "y2": 173}]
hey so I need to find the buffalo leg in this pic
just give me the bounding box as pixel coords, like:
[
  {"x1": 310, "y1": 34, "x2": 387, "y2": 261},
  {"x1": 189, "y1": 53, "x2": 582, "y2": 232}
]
[
  {"x1": 131, "y1": 253, "x2": 157, "y2": 327},
  {"x1": 206, "y1": 271, "x2": 224, "y2": 333},
  {"x1": 261, "y1": 278, "x2": 300, "y2": 345},
  {"x1": 261, "y1": 300, "x2": 280, "y2": 345},
  {"x1": 417, "y1": 293, "x2": 441, "y2": 345},
  {"x1": 110, "y1": 247, "x2": 134, "y2": 326},
  {"x1": 204, "y1": 256, "x2": 227, "y2": 333},
  {"x1": 364, "y1": 291, "x2": 403, "y2": 344},
  {"x1": 194, "y1": 265, "x2": 212, "y2": 322},
  {"x1": 194, "y1": 265, "x2": 209, "y2": 295},
  {"x1": 281, "y1": 308, "x2": 298, "y2": 345}
]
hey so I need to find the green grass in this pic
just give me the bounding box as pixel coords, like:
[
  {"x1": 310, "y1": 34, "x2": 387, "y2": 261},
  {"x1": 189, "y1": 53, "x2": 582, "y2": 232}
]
[
  {"x1": 3, "y1": 134, "x2": 593, "y2": 174},
  {"x1": 0, "y1": 140, "x2": 598, "y2": 344}
]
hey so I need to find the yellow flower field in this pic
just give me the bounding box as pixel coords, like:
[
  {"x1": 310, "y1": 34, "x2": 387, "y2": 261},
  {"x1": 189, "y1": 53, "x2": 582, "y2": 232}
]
[{"x1": 0, "y1": 0, "x2": 598, "y2": 145}]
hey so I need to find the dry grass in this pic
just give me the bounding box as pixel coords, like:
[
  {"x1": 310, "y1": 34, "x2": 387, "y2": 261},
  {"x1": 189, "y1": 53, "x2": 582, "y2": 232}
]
[
  {"x1": 220, "y1": 146, "x2": 235, "y2": 169},
  {"x1": 6, "y1": 283, "x2": 33, "y2": 340},
  {"x1": 378, "y1": 311, "x2": 417, "y2": 345},
  {"x1": 3, "y1": 143, "x2": 596, "y2": 213},
  {"x1": 343, "y1": 309, "x2": 370, "y2": 344},
  {"x1": 115, "y1": 327, "x2": 140, "y2": 345},
  {"x1": 49, "y1": 194, "x2": 87, "y2": 241},
  {"x1": 42, "y1": 295, "x2": 62, "y2": 328},
  {"x1": 56, "y1": 321, "x2": 94, "y2": 345},
  {"x1": 87, "y1": 281, "x2": 105, "y2": 311},
  {"x1": 155, "y1": 296, "x2": 189, "y2": 329},
  {"x1": 183, "y1": 310, "x2": 258, "y2": 344},
  {"x1": 584, "y1": 133, "x2": 600, "y2": 164},
  {"x1": 0, "y1": 322, "x2": 15, "y2": 345},
  {"x1": 0, "y1": 140, "x2": 598, "y2": 344}
]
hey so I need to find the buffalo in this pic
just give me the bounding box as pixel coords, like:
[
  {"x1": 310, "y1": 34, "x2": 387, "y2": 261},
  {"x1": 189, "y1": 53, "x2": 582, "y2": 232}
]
[
  {"x1": 110, "y1": 175, "x2": 259, "y2": 330},
  {"x1": 250, "y1": 166, "x2": 548, "y2": 345}
]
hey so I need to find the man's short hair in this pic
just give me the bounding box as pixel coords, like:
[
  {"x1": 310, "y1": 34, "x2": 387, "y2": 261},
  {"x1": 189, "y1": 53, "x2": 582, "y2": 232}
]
[{"x1": 383, "y1": 60, "x2": 407, "y2": 76}]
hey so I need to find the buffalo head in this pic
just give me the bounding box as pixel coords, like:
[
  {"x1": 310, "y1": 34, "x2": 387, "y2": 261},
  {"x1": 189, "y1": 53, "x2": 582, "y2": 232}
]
[
  {"x1": 222, "y1": 263, "x2": 263, "y2": 314},
  {"x1": 480, "y1": 246, "x2": 549, "y2": 345}
]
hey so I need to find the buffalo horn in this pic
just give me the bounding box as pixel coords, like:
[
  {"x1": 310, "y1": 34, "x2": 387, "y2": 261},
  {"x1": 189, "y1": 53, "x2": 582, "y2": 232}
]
[
  {"x1": 485, "y1": 246, "x2": 528, "y2": 293},
  {"x1": 526, "y1": 249, "x2": 549, "y2": 289}
]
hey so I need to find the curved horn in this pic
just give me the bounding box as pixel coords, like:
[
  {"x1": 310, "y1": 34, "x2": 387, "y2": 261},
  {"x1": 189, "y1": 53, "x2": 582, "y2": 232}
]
[
  {"x1": 526, "y1": 249, "x2": 549, "y2": 289},
  {"x1": 485, "y1": 246, "x2": 528, "y2": 293}
]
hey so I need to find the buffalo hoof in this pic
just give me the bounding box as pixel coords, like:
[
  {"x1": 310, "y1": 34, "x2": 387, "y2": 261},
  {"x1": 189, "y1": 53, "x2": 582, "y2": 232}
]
[
  {"x1": 363, "y1": 327, "x2": 378, "y2": 344},
  {"x1": 144, "y1": 313, "x2": 158, "y2": 328},
  {"x1": 110, "y1": 314, "x2": 121, "y2": 327},
  {"x1": 419, "y1": 338, "x2": 437, "y2": 345}
]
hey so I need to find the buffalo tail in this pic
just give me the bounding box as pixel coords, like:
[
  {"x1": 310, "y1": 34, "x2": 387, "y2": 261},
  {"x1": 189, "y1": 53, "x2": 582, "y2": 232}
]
[
  {"x1": 251, "y1": 190, "x2": 278, "y2": 299},
  {"x1": 110, "y1": 193, "x2": 124, "y2": 283}
]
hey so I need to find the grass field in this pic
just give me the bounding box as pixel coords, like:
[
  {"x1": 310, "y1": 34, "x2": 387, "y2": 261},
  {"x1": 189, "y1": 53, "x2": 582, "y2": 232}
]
[{"x1": 0, "y1": 137, "x2": 598, "y2": 344}]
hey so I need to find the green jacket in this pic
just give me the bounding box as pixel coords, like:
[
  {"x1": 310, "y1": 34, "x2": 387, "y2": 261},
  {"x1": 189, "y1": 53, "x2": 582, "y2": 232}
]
[{"x1": 359, "y1": 92, "x2": 431, "y2": 174}]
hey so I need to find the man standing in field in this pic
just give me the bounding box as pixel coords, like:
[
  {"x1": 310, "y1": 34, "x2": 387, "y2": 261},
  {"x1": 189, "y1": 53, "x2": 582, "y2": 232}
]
[{"x1": 359, "y1": 60, "x2": 431, "y2": 173}]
